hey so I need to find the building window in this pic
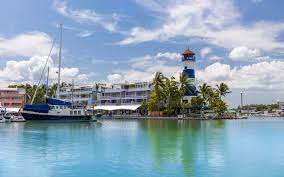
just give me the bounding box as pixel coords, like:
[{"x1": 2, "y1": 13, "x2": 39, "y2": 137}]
[
  {"x1": 78, "y1": 111, "x2": 81, "y2": 115},
  {"x1": 74, "y1": 111, "x2": 77, "y2": 115}
]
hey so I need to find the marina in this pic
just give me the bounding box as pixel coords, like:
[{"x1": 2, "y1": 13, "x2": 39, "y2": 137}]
[
  {"x1": 1, "y1": 118, "x2": 284, "y2": 177},
  {"x1": 0, "y1": 1, "x2": 284, "y2": 176}
]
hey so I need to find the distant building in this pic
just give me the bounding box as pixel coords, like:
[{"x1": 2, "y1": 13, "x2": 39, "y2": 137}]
[
  {"x1": 278, "y1": 101, "x2": 284, "y2": 110},
  {"x1": 98, "y1": 82, "x2": 151, "y2": 105},
  {"x1": 0, "y1": 88, "x2": 26, "y2": 108},
  {"x1": 57, "y1": 85, "x2": 103, "y2": 107}
]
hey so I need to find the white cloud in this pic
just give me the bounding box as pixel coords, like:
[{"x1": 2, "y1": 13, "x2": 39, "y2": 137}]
[
  {"x1": 209, "y1": 56, "x2": 223, "y2": 61},
  {"x1": 107, "y1": 73, "x2": 123, "y2": 83},
  {"x1": 200, "y1": 47, "x2": 212, "y2": 58},
  {"x1": 120, "y1": 0, "x2": 284, "y2": 52},
  {"x1": 0, "y1": 31, "x2": 56, "y2": 57},
  {"x1": 156, "y1": 52, "x2": 180, "y2": 60},
  {"x1": 229, "y1": 46, "x2": 261, "y2": 61},
  {"x1": 0, "y1": 56, "x2": 89, "y2": 87},
  {"x1": 197, "y1": 61, "x2": 284, "y2": 90},
  {"x1": 53, "y1": 0, "x2": 119, "y2": 32},
  {"x1": 107, "y1": 52, "x2": 181, "y2": 83},
  {"x1": 76, "y1": 30, "x2": 94, "y2": 38}
]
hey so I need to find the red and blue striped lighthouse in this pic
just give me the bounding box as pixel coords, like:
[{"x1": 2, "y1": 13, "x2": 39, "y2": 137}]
[
  {"x1": 181, "y1": 49, "x2": 198, "y2": 99},
  {"x1": 182, "y1": 49, "x2": 196, "y2": 79}
]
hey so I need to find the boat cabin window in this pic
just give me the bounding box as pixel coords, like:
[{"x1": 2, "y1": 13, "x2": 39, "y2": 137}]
[
  {"x1": 78, "y1": 111, "x2": 81, "y2": 115},
  {"x1": 74, "y1": 111, "x2": 77, "y2": 115}
]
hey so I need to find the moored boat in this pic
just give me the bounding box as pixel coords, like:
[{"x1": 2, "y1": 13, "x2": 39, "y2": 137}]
[
  {"x1": 21, "y1": 98, "x2": 92, "y2": 121},
  {"x1": 20, "y1": 24, "x2": 94, "y2": 122}
]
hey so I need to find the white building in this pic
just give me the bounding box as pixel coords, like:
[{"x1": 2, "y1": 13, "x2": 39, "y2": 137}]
[
  {"x1": 278, "y1": 101, "x2": 284, "y2": 110},
  {"x1": 98, "y1": 82, "x2": 151, "y2": 106},
  {"x1": 57, "y1": 85, "x2": 102, "y2": 106}
]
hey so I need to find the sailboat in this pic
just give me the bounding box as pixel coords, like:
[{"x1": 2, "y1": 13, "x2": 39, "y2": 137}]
[{"x1": 20, "y1": 24, "x2": 92, "y2": 121}]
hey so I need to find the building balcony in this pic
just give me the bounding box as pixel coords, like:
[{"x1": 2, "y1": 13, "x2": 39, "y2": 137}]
[
  {"x1": 103, "y1": 87, "x2": 150, "y2": 93},
  {"x1": 98, "y1": 102, "x2": 141, "y2": 106},
  {"x1": 98, "y1": 95, "x2": 148, "y2": 100}
]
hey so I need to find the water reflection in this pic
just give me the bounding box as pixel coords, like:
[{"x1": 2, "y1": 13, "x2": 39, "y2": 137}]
[
  {"x1": 139, "y1": 119, "x2": 226, "y2": 177},
  {"x1": 0, "y1": 122, "x2": 99, "y2": 177},
  {"x1": 1, "y1": 119, "x2": 283, "y2": 177}
]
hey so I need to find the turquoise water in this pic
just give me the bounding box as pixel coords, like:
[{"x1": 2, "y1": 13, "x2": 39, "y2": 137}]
[{"x1": 0, "y1": 118, "x2": 284, "y2": 177}]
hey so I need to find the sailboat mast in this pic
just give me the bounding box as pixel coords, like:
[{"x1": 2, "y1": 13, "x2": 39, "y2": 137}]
[
  {"x1": 45, "y1": 67, "x2": 49, "y2": 98},
  {"x1": 57, "y1": 24, "x2": 63, "y2": 99}
]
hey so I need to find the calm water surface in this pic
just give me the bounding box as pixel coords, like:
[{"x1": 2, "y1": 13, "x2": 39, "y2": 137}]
[{"x1": 0, "y1": 118, "x2": 284, "y2": 177}]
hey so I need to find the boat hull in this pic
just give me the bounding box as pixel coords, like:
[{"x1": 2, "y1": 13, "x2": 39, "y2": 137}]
[{"x1": 21, "y1": 111, "x2": 93, "y2": 122}]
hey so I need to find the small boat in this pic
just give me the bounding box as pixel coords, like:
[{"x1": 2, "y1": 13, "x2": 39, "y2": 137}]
[
  {"x1": 4, "y1": 112, "x2": 12, "y2": 120},
  {"x1": 11, "y1": 112, "x2": 26, "y2": 122}
]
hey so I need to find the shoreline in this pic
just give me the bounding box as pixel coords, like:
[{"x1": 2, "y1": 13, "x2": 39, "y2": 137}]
[{"x1": 97, "y1": 116, "x2": 248, "y2": 120}]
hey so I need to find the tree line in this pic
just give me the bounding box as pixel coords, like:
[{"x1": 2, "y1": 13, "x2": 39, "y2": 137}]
[
  {"x1": 140, "y1": 72, "x2": 231, "y2": 117},
  {"x1": 8, "y1": 83, "x2": 68, "y2": 103}
]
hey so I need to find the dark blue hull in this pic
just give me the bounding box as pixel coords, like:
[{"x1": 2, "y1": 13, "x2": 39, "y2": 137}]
[{"x1": 21, "y1": 112, "x2": 93, "y2": 122}]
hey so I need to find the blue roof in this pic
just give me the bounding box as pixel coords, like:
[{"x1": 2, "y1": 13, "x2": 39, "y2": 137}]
[
  {"x1": 46, "y1": 98, "x2": 72, "y2": 106},
  {"x1": 23, "y1": 103, "x2": 49, "y2": 113}
]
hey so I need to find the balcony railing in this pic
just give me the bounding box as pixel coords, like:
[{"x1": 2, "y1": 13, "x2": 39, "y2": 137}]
[
  {"x1": 98, "y1": 95, "x2": 148, "y2": 100},
  {"x1": 98, "y1": 102, "x2": 142, "y2": 106},
  {"x1": 103, "y1": 87, "x2": 150, "y2": 93}
]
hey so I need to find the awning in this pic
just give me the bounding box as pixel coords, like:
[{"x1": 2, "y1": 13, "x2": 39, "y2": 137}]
[
  {"x1": 6, "y1": 107, "x2": 20, "y2": 112},
  {"x1": 94, "y1": 105, "x2": 141, "y2": 111}
]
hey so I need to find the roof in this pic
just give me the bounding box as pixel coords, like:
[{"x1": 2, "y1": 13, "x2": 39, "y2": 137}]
[
  {"x1": 182, "y1": 49, "x2": 195, "y2": 55},
  {"x1": 46, "y1": 98, "x2": 72, "y2": 106},
  {"x1": 6, "y1": 107, "x2": 20, "y2": 112},
  {"x1": 94, "y1": 105, "x2": 141, "y2": 111}
]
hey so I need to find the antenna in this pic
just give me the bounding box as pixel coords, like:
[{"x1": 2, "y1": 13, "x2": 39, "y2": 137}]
[{"x1": 57, "y1": 24, "x2": 63, "y2": 99}]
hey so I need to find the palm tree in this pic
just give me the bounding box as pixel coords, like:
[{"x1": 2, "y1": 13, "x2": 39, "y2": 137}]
[
  {"x1": 149, "y1": 72, "x2": 165, "y2": 111},
  {"x1": 207, "y1": 88, "x2": 219, "y2": 107},
  {"x1": 179, "y1": 73, "x2": 192, "y2": 97},
  {"x1": 48, "y1": 83, "x2": 58, "y2": 98},
  {"x1": 179, "y1": 73, "x2": 192, "y2": 115},
  {"x1": 198, "y1": 83, "x2": 211, "y2": 103},
  {"x1": 216, "y1": 83, "x2": 231, "y2": 99}
]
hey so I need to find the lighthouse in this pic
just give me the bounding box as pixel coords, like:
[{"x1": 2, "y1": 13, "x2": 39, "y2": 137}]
[{"x1": 181, "y1": 49, "x2": 198, "y2": 101}]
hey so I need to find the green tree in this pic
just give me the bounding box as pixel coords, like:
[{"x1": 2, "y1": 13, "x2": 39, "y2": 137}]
[
  {"x1": 148, "y1": 91, "x2": 159, "y2": 111},
  {"x1": 179, "y1": 73, "x2": 192, "y2": 97},
  {"x1": 164, "y1": 77, "x2": 181, "y2": 116},
  {"x1": 190, "y1": 96, "x2": 204, "y2": 113},
  {"x1": 207, "y1": 88, "x2": 219, "y2": 108},
  {"x1": 271, "y1": 104, "x2": 278, "y2": 110},
  {"x1": 48, "y1": 83, "x2": 58, "y2": 98},
  {"x1": 212, "y1": 99, "x2": 227, "y2": 117},
  {"x1": 149, "y1": 72, "x2": 165, "y2": 111},
  {"x1": 140, "y1": 100, "x2": 148, "y2": 116},
  {"x1": 216, "y1": 83, "x2": 231, "y2": 99},
  {"x1": 198, "y1": 83, "x2": 211, "y2": 106}
]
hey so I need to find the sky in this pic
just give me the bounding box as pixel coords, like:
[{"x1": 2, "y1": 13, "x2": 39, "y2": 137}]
[{"x1": 0, "y1": 0, "x2": 284, "y2": 107}]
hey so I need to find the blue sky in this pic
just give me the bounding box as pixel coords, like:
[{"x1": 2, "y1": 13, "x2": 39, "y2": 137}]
[{"x1": 0, "y1": 0, "x2": 284, "y2": 107}]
